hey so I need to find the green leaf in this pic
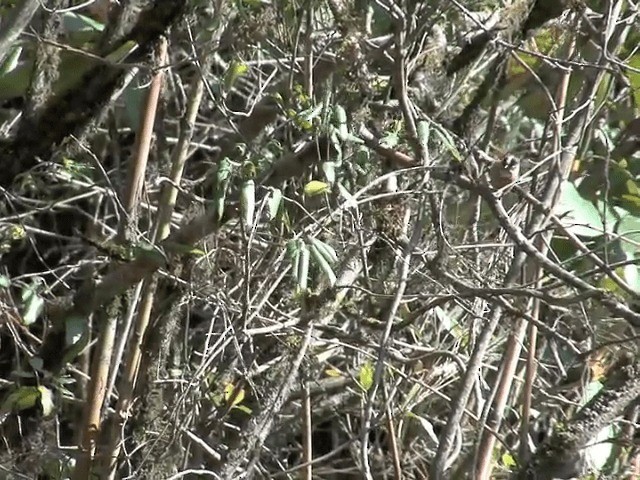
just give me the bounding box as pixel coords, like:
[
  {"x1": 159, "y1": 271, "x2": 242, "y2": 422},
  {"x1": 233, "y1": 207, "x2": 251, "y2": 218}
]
[
  {"x1": 434, "y1": 305, "x2": 468, "y2": 344},
  {"x1": 626, "y1": 54, "x2": 640, "y2": 107},
  {"x1": 620, "y1": 194, "x2": 640, "y2": 215},
  {"x1": 310, "y1": 237, "x2": 338, "y2": 264},
  {"x1": 599, "y1": 275, "x2": 619, "y2": 295},
  {"x1": 616, "y1": 212, "x2": 640, "y2": 258},
  {"x1": 0, "y1": 35, "x2": 136, "y2": 102},
  {"x1": 37, "y1": 386, "x2": 54, "y2": 417},
  {"x1": 355, "y1": 146, "x2": 370, "y2": 165},
  {"x1": 122, "y1": 80, "x2": 146, "y2": 131},
  {"x1": 21, "y1": 282, "x2": 44, "y2": 326},
  {"x1": 310, "y1": 241, "x2": 337, "y2": 286},
  {"x1": 322, "y1": 161, "x2": 336, "y2": 184},
  {"x1": 296, "y1": 242, "x2": 310, "y2": 291},
  {"x1": 604, "y1": 261, "x2": 640, "y2": 296},
  {"x1": 62, "y1": 12, "x2": 105, "y2": 33},
  {"x1": 304, "y1": 180, "x2": 330, "y2": 196},
  {"x1": 217, "y1": 158, "x2": 233, "y2": 184},
  {"x1": 583, "y1": 380, "x2": 604, "y2": 405},
  {"x1": 240, "y1": 179, "x2": 256, "y2": 228},
  {"x1": 358, "y1": 362, "x2": 374, "y2": 391},
  {"x1": 287, "y1": 239, "x2": 300, "y2": 260},
  {"x1": 62, "y1": 158, "x2": 94, "y2": 179},
  {"x1": 0, "y1": 45, "x2": 21, "y2": 76},
  {"x1": 431, "y1": 122, "x2": 462, "y2": 161},
  {"x1": 408, "y1": 412, "x2": 439, "y2": 444},
  {"x1": 0, "y1": 275, "x2": 10, "y2": 288},
  {"x1": 62, "y1": 12, "x2": 104, "y2": 46},
  {"x1": 105, "y1": 40, "x2": 138, "y2": 64},
  {"x1": 342, "y1": 132, "x2": 365, "y2": 144},
  {"x1": 417, "y1": 120, "x2": 430, "y2": 149},
  {"x1": 334, "y1": 105, "x2": 348, "y2": 138},
  {"x1": 239, "y1": 0, "x2": 262, "y2": 7},
  {"x1": 1, "y1": 387, "x2": 40, "y2": 413},
  {"x1": 380, "y1": 131, "x2": 400, "y2": 149},
  {"x1": 621, "y1": 261, "x2": 640, "y2": 294},
  {"x1": 224, "y1": 60, "x2": 249, "y2": 90},
  {"x1": 215, "y1": 157, "x2": 233, "y2": 221},
  {"x1": 626, "y1": 179, "x2": 639, "y2": 196},
  {"x1": 555, "y1": 182, "x2": 610, "y2": 237},
  {"x1": 0, "y1": 58, "x2": 51, "y2": 101},
  {"x1": 65, "y1": 315, "x2": 87, "y2": 346},
  {"x1": 133, "y1": 242, "x2": 168, "y2": 265},
  {"x1": 583, "y1": 423, "x2": 615, "y2": 473},
  {"x1": 28, "y1": 357, "x2": 43, "y2": 371}
]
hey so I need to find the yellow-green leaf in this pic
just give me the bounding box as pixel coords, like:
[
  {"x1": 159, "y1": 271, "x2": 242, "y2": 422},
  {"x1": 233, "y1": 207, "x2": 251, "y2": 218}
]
[
  {"x1": 163, "y1": 241, "x2": 205, "y2": 256},
  {"x1": 2, "y1": 387, "x2": 40, "y2": 413},
  {"x1": 501, "y1": 452, "x2": 517, "y2": 469},
  {"x1": 223, "y1": 383, "x2": 245, "y2": 407},
  {"x1": 224, "y1": 61, "x2": 249, "y2": 90},
  {"x1": 235, "y1": 404, "x2": 253, "y2": 415},
  {"x1": 627, "y1": 54, "x2": 640, "y2": 107},
  {"x1": 304, "y1": 180, "x2": 330, "y2": 196},
  {"x1": 358, "y1": 362, "x2": 374, "y2": 391},
  {"x1": 106, "y1": 40, "x2": 138, "y2": 64}
]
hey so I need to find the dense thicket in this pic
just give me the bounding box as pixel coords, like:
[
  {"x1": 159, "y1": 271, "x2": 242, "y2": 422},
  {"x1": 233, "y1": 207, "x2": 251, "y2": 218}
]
[{"x1": 1, "y1": 1, "x2": 639, "y2": 479}]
